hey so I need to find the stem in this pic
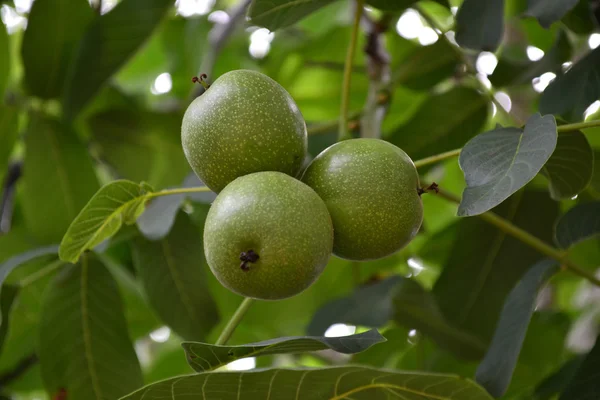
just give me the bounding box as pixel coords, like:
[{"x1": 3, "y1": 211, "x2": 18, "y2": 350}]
[
  {"x1": 216, "y1": 297, "x2": 255, "y2": 345},
  {"x1": 19, "y1": 259, "x2": 65, "y2": 288},
  {"x1": 339, "y1": 0, "x2": 365, "y2": 141},
  {"x1": 413, "y1": 148, "x2": 462, "y2": 169},
  {"x1": 147, "y1": 186, "x2": 213, "y2": 199},
  {"x1": 352, "y1": 262, "x2": 361, "y2": 285},
  {"x1": 557, "y1": 119, "x2": 600, "y2": 132},
  {"x1": 434, "y1": 188, "x2": 600, "y2": 287}
]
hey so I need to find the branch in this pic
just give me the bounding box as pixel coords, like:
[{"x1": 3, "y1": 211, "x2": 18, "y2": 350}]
[
  {"x1": 189, "y1": 0, "x2": 252, "y2": 100},
  {"x1": 0, "y1": 353, "x2": 38, "y2": 388},
  {"x1": 0, "y1": 162, "x2": 22, "y2": 235},
  {"x1": 360, "y1": 13, "x2": 393, "y2": 139},
  {"x1": 339, "y1": 0, "x2": 365, "y2": 141},
  {"x1": 432, "y1": 187, "x2": 600, "y2": 287}
]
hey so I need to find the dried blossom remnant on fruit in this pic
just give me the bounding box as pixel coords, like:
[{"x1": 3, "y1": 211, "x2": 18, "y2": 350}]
[
  {"x1": 192, "y1": 73, "x2": 211, "y2": 90},
  {"x1": 239, "y1": 249, "x2": 259, "y2": 271},
  {"x1": 53, "y1": 388, "x2": 67, "y2": 400}
]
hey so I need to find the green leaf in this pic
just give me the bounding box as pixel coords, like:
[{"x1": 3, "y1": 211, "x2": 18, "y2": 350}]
[
  {"x1": 554, "y1": 201, "x2": 600, "y2": 248},
  {"x1": 489, "y1": 30, "x2": 571, "y2": 87},
  {"x1": 562, "y1": 0, "x2": 599, "y2": 35},
  {"x1": 88, "y1": 109, "x2": 191, "y2": 189},
  {"x1": 475, "y1": 259, "x2": 559, "y2": 398},
  {"x1": 39, "y1": 256, "x2": 143, "y2": 398},
  {"x1": 434, "y1": 190, "x2": 560, "y2": 342},
  {"x1": 63, "y1": 0, "x2": 173, "y2": 120},
  {"x1": 540, "y1": 47, "x2": 600, "y2": 121},
  {"x1": 0, "y1": 245, "x2": 58, "y2": 321},
  {"x1": 132, "y1": 211, "x2": 219, "y2": 341},
  {"x1": 0, "y1": 284, "x2": 18, "y2": 354},
  {"x1": 388, "y1": 87, "x2": 488, "y2": 162},
  {"x1": 525, "y1": 0, "x2": 579, "y2": 28},
  {"x1": 21, "y1": 0, "x2": 94, "y2": 99},
  {"x1": 183, "y1": 329, "x2": 385, "y2": 372},
  {"x1": 0, "y1": 105, "x2": 19, "y2": 184},
  {"x1": 248, "y1": 0, "x2": 338, "y2": 31},
  {"x1": 559, "y1": 334, "x2": 600, "y2": 399},
  {"x1": 307, "y1": 276, "x2": 401, "y2": 336},
  {"x1": 123, "y1": 366, "x2": 494, "y2": 400},
  {"x1": 455, "y1": 0, "x2": 505, "y2": 51},
  {"x1": 541, "y1": 130, "x2": 594, "y2": 200},
  {"x1": 366, "y1": 0, "x2": 450, "y2": 11},
  {"x1": 458, "y1": 114, "x2": 557, "y2": 216},
  {"x1": 392, "y1": 279, "x2": 487, "y2": 360},
  {"x1": 393, "y1": 39, "x2": 461, "y2": 91},
  {"x1": 0, "y1": 22, "x2": 9, "y2": 97},
  {"x1": 22, "y1": 115, "x2": 100, "y2": 243},
  {"x1": 533, "y1": 356, "x2": 584, "y2": 399},
  {"x1": 59, "y1": 180, "x2": 153, "y2": 263}
]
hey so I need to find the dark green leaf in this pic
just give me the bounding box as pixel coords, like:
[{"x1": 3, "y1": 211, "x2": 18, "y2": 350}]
[
  {"x1": 307, "y1": 276, "x2": 401, "y2": 336},
  {"x1": 21, "y1": 0, "x2": 94, "y2": 99},
  {"x1": 554, "y1": 201, "x2": 600, "y2": 248},
  {"x1": 248, "y1": 0, "x2": 338, "y2": 31},
  {"x1": 0, "y1": 285, "x2": 18, "y2": 354},
  {"x1": 183, "y1": 329, "x2": 385, "y2": 372},
  {"x1": 458, "y1": 114, "x2": 557, "y2": 216},
  {"x1": 559, "y1": 334, "x2": 600, "y2": 399},
  {"x1": 22, "y1": 115, "x2": 100, "y2": 243},
  {"x1": 541, "y1": 130, "x2": 594, "y2": 200},
  {"x1": 88, "y1": 109, "x2": 190, "y2": 189},
  {"x1": 39, "y1": 256, "x2": 143, "y2": 398},
  {"x1": 525, "y1": 0, "x2": 579, "y2": 28},
  {"x1": 434, "y1": 190, "x2": 560, "y2": 342},
  {"x1": 562, "y1": 0, "x2": 599, "y2": 35},
  {"x1": 0, "y1": 245, "x2": 58, "y2": 321},
  {"x1": 489, "y1": 30, "x2": 571, "y2": 87},
  {"x1": 63, "y1": 0, "x2": 173, "y2": 120},
  {"x1": 388, "y1": 87, "x2": 488, "y2": 162},
  {"x1": 455, "y1": 0, "x2": 505, "y2": 51},
  {"x1": 533, "y1": 356, "x2": 585, "y2": 399},
  {"x1": 366, "y1": 0, "x2": 450, "y2": 11},
  {"x1": 0, "y1": 105, "x2": 19, "y2": 184},
  {"x1": 0, "y1": 22, "x2": 9, "y2": 97},
  {"x1": 123, "y1": 366, "x2": 494, "y2": 400},
  {"x1": 59, "y1": 180, "x2": 153, "y2": 263},
  {"x1": 475, "y1": 259, "x2": 559, "y2": 398},
  {"x1": 392, "y1": 279, "x2": 487, "y2": 360},
  {"x1": 132, "y1": 211, "x2": 219, "y2": 341},
  {"x1": 393, "y1": 39, "x2": 460, "y2": 91},
  {"x1": 540, "y1": 47, "x2": 600, "y2": 121}
]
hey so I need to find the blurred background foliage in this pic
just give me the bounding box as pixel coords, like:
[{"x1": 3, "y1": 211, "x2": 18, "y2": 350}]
[{"x1": 0, "y1": 0, "x2": 599, "y2": 398}]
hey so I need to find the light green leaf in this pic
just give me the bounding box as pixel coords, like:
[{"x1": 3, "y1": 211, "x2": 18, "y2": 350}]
[
  {"x1": 458, "y1": 114, "x2": 557, "y2": 216},
  {"x1": 248, "y1": 0, "x2": 338, "y2": 31},
  {"x1": 132, "y1": 211, "x2": 219, "y2": 341},
  {"x1": 22, "y1": 115, "x2": 100, "y2": 243},
  {"x1": 123, "y1": 366, "x2": 494, "y2": 400},
  {"x1": 541, "y1": 130, "x2": 594, "y2": 200},
  {"x1": 0, "y1": 22, "x2": 9, "y2": 97},
  {"x1": 183, "y1": 329, "x2": 385, "y2": 372},
  {"x1": 388, "y1": 87, "x2": 489, "y2": 163},
  {"x1": 39, "y1": 256, "x2": 143, "y2": 398},
  {"x1": 21, "y1": 0, "x2": 94, "y2": 99},
  {"x1": 63, "y1": 0, "x2": 173, "y2": 120},
  {"x1": 59, "y1": 180, "x2": 153, "y2": 263}
]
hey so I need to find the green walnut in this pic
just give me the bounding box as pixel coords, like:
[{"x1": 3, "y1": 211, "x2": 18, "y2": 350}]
[
  {"x1": 182, "y1": 70, "x2": 307, "y2": 193},
  {"x1": 203, "y1": 171, "x2": 333, "y2": 300},
  {"x1": 302, "y1": 138, "x2": 423, "y2": 261}
]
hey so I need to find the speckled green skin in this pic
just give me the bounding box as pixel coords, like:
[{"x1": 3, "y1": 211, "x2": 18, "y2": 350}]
[
  {"x1": 301, "y1": 139, "x2": 423, "y2": 261},
  {"x1": 182, "y1": 70, "x2": 307, "y2": 193},
  {"x1": 203, "y1": 172, "x2": 333, "y2": 300}
]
